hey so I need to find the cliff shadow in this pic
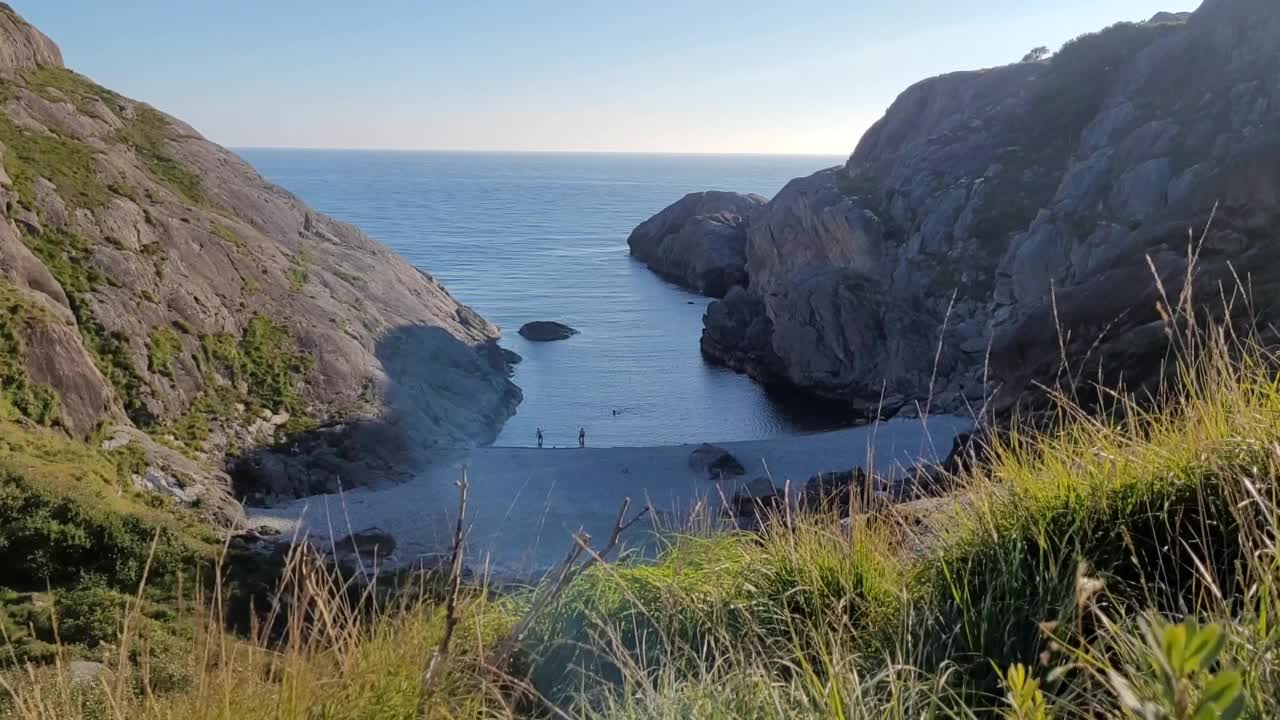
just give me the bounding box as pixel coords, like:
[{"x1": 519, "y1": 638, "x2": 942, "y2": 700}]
[{"x1": 230, "y1": 324, "x2": 519, "y2": 508}]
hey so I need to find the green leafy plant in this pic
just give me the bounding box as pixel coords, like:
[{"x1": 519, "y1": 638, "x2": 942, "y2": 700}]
[
  {"x1": 1003, "y1": 664, "x2": 1051, "y2": 720},
  {"x1": 147, "y1": 327, "x2": 182, "y2": 379},
  {"x1": 1106, "y1": 619, "x2": 1245, "y2": 720}
]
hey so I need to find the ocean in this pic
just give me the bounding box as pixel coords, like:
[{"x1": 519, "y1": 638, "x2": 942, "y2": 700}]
[{"x1": 237, "y1": 150, "x2": 847, "y2": 448}]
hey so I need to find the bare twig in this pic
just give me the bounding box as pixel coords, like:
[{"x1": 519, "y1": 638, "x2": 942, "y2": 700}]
[
  {"x1": 485, "y1": 533, "x2": 588, "y2": 673},
  {"x1": 420, "y1": 467, "x2": 470, "y2": 716},
  {"x1": 486, "y1": 497, "x2": 648, "y2": 673}
]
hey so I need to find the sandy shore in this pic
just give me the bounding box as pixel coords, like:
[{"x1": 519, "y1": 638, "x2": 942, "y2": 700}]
[{"x1": 248, "y1": 416, "x2": 971, "y2": 579}]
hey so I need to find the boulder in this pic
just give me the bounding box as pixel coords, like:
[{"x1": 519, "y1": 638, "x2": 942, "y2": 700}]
[
  {"x1": 65, "y1": 660, "x2": 113, "y2": 688},
  {"x1": 688, "y1": 443, "x2": 746, "y2": 479},
  {"x1": 627, "y1": 191, "x2": 766, "y2": 297},
  {"x1": 332, "y1": 528, "x2": 398, "y2": 560},
  {"x1": 799, "y1": 468, "x2": 883, "y2": 516},
  {"x1": 518, "y1": 321, "x2": 579, "y2": 342},
  {"x1": 728, "y1": 476, "x2": 783, "y2": 516},
  {"x1": 329, "y1": 528, "x2": 399, "y2": 575},
  {"x1": 0, "y1": 4, "x2": 63, "y2": 70}
]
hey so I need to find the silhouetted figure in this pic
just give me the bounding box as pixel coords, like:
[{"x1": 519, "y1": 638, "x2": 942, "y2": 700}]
[
  {"x1": 578, "y1": 428, "x2": 586, "y2": 448},
  {"x1": 536, "y1": 428, "x2": 544, "y2": 448}
]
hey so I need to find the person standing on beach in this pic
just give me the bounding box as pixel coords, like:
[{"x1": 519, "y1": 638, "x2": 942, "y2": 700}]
[
  {"x1": 578, "y1": 428, "x2": 586, "y2": 448},
  {"x1": 536, "y1": 428, "x2": 544, "y2": 448}
]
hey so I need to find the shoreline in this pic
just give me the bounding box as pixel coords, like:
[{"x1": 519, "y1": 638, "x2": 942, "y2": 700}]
[{"x1": 248, "y1": 416, "x2": 972, "y2": 579}]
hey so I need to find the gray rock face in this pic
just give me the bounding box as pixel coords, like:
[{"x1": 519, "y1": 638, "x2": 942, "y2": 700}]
[
  {"x1": 0, "y1": 7, "x2": 522, "y2": 523},
  {"x1": 518, "y1": 321, "x2": 578, "y2": 342},
  {"x1": 702, "y1": 0, "x2": 1280, "y2": 417},
  {"x1": 0, "y1": 4, "x2": 62, "y2": 71},
  {"x1": 105, "y1": 426, "x2": 245, "y2": 530},
  {"x1": 627, "y1": 191, "x2": 766, "y2": 297}
]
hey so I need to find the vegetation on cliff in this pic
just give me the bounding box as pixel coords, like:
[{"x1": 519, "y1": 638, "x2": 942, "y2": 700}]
[
  {"x1": 5, "y1": 311, "x2": 1278, "y2": 717},
  {"x1": 0, "y1": 5, "x2": 519, "y2": 712}
]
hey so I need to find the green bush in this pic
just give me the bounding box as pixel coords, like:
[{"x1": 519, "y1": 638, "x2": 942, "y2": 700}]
[
  {"x1": 238, "y1": 314, "x2": 311, "y2": 415},
  {"x1": 0, "y1": 286, "x2": 62, "y2": 427},
  {"x1": 57, "y1": 583, "x2": 128, "y2": 647},
  {"x1": 0, "y1": 470, "x2": 194, "y2": 589},
  {"x1": 148, "y1": 327, "x2": 182, "y2": 379},
  {"x1": 0, "y1": 421, "x2": 215, "y2": 593}
]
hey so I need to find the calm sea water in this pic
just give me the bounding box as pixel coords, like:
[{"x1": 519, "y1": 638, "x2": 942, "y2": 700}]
[{"x1": 238, "y1": 150, "x2": 846, "y2": 448}]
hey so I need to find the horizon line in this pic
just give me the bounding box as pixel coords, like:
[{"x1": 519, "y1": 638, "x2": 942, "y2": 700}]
[{"x1": 229, "y1": 145, "x2": 849, "y2": 158}]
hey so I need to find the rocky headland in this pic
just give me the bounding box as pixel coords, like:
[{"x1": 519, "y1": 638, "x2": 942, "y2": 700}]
[
  {"x1": 626, "y1": 191, "x2": 765, "y2": 297},
  {"x1": 632, "y1": 0, "x2": 1280, "y2": 420},
  {"x1": 0, "y1": 3, "x2": 521, "y2": 525}
]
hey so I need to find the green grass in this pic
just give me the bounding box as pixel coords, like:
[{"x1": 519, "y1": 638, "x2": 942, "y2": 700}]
[
  {"x1": 19, "y1": 227, "x2": 102, "y2": 296},
  {"x1": 286, "y1": 253, "x2": 309, "y2": 292},
  {"x1": 20, "y1": 67, "x2": 120, "y2": 114},
  {"x1": 209, "y1": 221, "x2": 243, "y2": 249},
  {"x1": 235, "y1": 315, "x2": 311, "y2": 416},
  {"x1": 5, "y1": 309, "x2": 1280, "y2": 719},
  {"x1": 0, "y1": 112, "x2": 109, "y2": 211},
  {"x1": 14, "y1": 224, "x2": 153, "y2": 426},
  {"x1": 147, "y1": 328, "x2": 182, "y2": 379},
  {"x1": 0, "y1": 285, "x2": 61, "y2": 427},
  {"x1": 75, "y1": 309, "x2": 152, "y2": 427},
  {"x1": 114, "y1": 108, "x2": 206, "y2": 207},
  {"x1": 158, "y1": 318, "x2": 314, "y2": 450}
]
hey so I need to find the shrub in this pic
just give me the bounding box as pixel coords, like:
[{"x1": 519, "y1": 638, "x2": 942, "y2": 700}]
[
  {"x1": 147, "y1": 327, "x2": 182, "y2": 379},
  {"x1": 238, "y1": 314, "x2": 311, "y2": 415},
  {"x1": 57, "y1": 583, "x2": 129, "y2": 647},
  {"x1": 0, "y1": 290, "x2": 61, "y2": 427},
  {"x1": 0, "y1": 421, "x2": 214, "y2": 592}
]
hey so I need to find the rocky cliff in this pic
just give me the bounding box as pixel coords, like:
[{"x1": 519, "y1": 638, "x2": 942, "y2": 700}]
[
  {"x1": 0, "y1": 4, "x2": 520, "y2": 522},
  {"x1": 627, "y1": 191, "x2": 765, "y2": 297},
  {"x1": 700, "y1": 0, "x2": 1280, "y2": 418}
]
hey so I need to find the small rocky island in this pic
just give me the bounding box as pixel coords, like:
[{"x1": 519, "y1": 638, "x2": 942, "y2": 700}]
[{"x1": 518, "y1": 321, "x2": 579, "y2": 342}]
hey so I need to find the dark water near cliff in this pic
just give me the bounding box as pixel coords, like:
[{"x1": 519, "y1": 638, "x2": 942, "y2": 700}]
[{"x1": 238, "y1": 150, "x2": 845, "y2": 447}]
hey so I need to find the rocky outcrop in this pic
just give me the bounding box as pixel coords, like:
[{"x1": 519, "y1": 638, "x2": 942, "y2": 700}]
[
  {"x1": 0, "y1": 7, "x2": 521, "y2": 524},
  {"x1": 0, "y1": 4, "x2": 61, "y2": 71},
  {"x1": 703, "y1": 0, "x2": 1280, "y2": 417},
  {"x1": 688, "y1": 443, "x2": 746, "y2": 479},
  {"x1": 518, "y1": 321, "x2": 578, "y2": 342},
  {"x1": 627, "y1": 191, "x2": 765, "y2": 297},
  {"x1": 100, "y1": 426, "x2": 245, "y2": 529}
]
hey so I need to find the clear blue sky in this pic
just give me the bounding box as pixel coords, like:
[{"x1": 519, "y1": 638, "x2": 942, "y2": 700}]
[{"x1": 15, "y1": 0, "x2": 1200, "y2": 155}]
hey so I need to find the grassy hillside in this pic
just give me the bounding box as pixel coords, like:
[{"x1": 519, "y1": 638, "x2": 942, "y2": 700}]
[{"x1": 4, "y1": 320, "x2": 1277, "y2": 718}]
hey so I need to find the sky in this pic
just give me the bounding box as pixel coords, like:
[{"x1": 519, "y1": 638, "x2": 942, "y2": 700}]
[{"x1": 16, "y1": 1, "x2": 1201, "y2": 156}]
